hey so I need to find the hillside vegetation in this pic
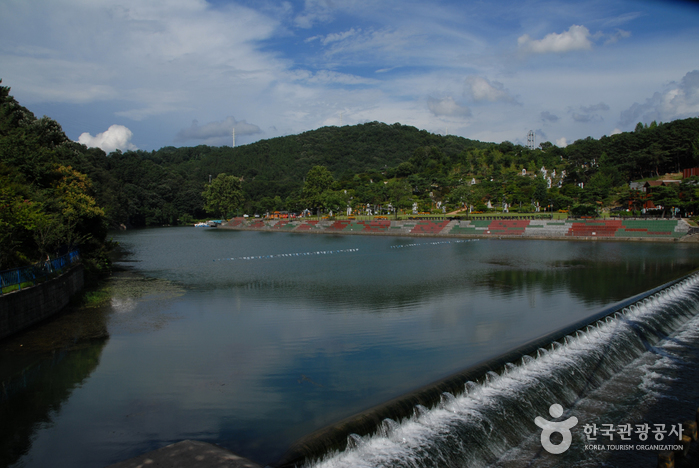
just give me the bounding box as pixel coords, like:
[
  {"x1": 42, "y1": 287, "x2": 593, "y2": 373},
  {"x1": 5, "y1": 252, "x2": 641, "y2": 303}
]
[
  {"x1": 0, "y1": 82, "x2": 110, "y2": 274},
  {"x1": 2, "y1": 83, "x2": 699, "y2": 271},
  {"x1": 86, "y1": 115, "x2": 699, "y2": 223}
]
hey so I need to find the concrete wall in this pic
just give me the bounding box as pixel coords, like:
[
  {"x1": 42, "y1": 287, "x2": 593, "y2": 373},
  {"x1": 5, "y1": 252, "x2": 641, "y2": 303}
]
[{"x1": 0, "y1": 265, "x2": 84, "y2": 340}]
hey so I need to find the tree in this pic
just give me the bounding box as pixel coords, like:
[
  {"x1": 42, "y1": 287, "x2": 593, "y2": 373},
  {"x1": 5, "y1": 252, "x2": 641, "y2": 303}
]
[
  {"x1": 571, "y1": 204, "x2": 598, "y2": 217},
  {"x1": 302, "y1": 165, "x2": 334, "y2": 214},
  {"x1": 202, "y1": 173, "x2": 244, "y2": 219},
  {"x1": 322, "y1": 190, "x2": 349, "y2": 214},
  {"x1": 650, "y1": 185, "x2": 680, "y2": 218}
]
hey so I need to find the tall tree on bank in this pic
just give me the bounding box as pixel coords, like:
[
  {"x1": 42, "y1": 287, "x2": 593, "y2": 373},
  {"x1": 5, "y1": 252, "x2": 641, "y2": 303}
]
[
  {"x1": 302, "y1": 165, "x2": 334, "y2": 214},
  {"x1": 202, "y1": 173, "x2": 244, "y2": 219},
  {"x1": 0, "y1": 81, "x2": 110, "y2": 275}
]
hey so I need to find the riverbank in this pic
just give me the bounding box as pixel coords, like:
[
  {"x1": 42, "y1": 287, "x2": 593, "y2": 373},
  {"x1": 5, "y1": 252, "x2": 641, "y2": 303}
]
[
  {"x1": 219, "y1": 217, "x2": 693, "y2": 242},
  {"x1": 0, "y1": 265, "x2": 85, "y2": 341}
]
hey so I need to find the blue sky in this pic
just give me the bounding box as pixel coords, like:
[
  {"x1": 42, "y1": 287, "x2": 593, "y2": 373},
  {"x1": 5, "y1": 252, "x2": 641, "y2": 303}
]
[{"x1": 1, "y1": 0, "x2": 698, "y2": 153}]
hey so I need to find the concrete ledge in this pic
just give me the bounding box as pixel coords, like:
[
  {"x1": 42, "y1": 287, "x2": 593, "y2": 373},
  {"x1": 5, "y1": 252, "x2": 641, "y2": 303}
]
[
  {"x1": 106, "y1": 440, "x2": 263, "y2": 468},
  {"x1": 0, "y1": 265, "x2": 84, "y2": 340}
]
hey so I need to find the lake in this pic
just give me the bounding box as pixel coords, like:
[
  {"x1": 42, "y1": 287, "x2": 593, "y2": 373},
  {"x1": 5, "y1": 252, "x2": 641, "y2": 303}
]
[{"x1": 2, "y1": 228, "x2": 699, "y2": 467}]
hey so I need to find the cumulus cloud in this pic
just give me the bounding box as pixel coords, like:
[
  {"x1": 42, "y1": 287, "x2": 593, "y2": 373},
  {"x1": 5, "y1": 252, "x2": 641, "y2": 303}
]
[
  {"x1": 78, "y1": 125, "x2": 137, "y2": 153},
  {"x1": 175, "y1": 117, "x2": 262, "y2": 143},
  {"x1": 427, "y1": 96, "x2": 471, "y2": 117},
  {"x1": 611, "y1": 128, "x2": 623, "y2": 135},
  {"x1": 619, "y1": 70, "x2": 699, "y2": 126},
  {"x1": 556, "y1": 137, "x2": 568, "y2": 147},
  {"x1": 541, "y1": 111, "x2": 559, "y2": 122},
  {"x1": 518, "y1": 25, "x2": 592, "y2": 54},
  {"x1": 465, "y1": 76, "x2": 519, "y2": 104}
]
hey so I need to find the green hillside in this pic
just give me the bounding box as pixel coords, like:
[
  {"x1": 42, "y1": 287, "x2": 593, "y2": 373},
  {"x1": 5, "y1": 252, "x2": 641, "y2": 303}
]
[{"x1": 2, "y1": 83, "x2": 699, "y2": 248}]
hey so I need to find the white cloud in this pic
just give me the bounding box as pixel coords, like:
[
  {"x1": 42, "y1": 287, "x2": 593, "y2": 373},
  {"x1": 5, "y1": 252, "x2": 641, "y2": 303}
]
[
  {"x1": 294, "y1": 0, "x2": 334, "y2": 28},
  {"x1": 556, "y1": 137, "x2": 568, "y2": 147},
  {"x1": 298, "y1": 70, "x2": 379, "y2": 85},
  {"x1": 518, "y1": 25, "x2": 592, "y2": 54},
  {"x1": 611, "y1": 128, "x2": 623, "y2": 135},
  {"x1": 427, "y1": 96, "x2": 471, "y2": 117},
  {"x1": 176, "y1": 117, "x2": 262, "y2": 143},
  {"x1": 321, "y1": 28, "x2": 360, "y2": 45},
  {"x1": 0, "y1": 0, "x2": 281, "y2": 119},
  {"x1": 78, "y1": 125, "x2": 137, "y2": 153},
  {"x1": 2, "y1": 0, "x2": 699, "y2": 151},
  {"x1": 604, "y1": 29, "x2": 631, "y2": 45},
  {"x1": 619, "y1": 70, "x2": 699, "y2": 126},
  {"x1": 465, "y1": 76, "x2": 519, "y2": 104}
]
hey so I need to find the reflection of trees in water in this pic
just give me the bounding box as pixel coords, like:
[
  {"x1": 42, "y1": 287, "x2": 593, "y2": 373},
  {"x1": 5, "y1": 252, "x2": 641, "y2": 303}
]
[
  {"x1": 228, "y1": 257, "x2": 695, "y2": 311},
  {"x1": 0, "y1": 338, "x2": 108, "y2": 467},
  {"x1": 0, "y1": 293, "x2": 111, "y2": 468},
  {"x1": 480, "y1": 259, "x2": 690, "y2": 306}
]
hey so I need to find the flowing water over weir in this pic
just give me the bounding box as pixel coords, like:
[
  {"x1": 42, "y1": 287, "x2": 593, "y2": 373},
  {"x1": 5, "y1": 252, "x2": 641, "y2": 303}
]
[{"x1": 276, "y1": 273, "x2": 699, "y2": 468}]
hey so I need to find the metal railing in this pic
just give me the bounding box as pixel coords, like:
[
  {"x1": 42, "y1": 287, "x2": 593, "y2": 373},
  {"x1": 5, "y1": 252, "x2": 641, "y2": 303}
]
[{"x1": 0, "y1": 250, "x2": 80, "y2": 294}]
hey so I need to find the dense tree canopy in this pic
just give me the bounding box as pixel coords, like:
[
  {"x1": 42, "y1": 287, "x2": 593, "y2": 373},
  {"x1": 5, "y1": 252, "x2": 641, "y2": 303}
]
[
  {"x1": 202, "y1": 173, "x2": 244, "y2": 219},
  {"x1": 302, "y1": 165, "x2": 335, "y2": 214},
  {"x1": 0, "y1": 82, "x2": 109, "y2": 275}
]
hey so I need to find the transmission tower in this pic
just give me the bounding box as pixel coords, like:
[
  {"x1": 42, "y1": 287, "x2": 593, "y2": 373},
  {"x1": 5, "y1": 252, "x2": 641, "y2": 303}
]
[
  {"x1": 527, "y1": 130, "x2": 535, "y2": 150},
  {"x1": 232, "y1": 128, "x2": 236, "y2": 148}
]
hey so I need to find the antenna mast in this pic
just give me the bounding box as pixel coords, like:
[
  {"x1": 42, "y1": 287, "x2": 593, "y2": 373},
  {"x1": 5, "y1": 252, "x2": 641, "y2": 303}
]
[
  {"x1": 232, "y1": 128, "x2": 236, "y2": 147},
  {"x1": 527, "y1": 130, "x2": 535, "y2": 150}
]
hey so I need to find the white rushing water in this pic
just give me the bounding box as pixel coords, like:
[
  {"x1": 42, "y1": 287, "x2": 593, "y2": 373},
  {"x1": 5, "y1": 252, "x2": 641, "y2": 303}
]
[{"x1": 306, "y1": 274, "x2": 699, "y2": 468}]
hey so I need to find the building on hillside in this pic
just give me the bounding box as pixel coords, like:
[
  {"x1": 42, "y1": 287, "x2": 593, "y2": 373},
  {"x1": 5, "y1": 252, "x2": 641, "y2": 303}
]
[{"x1": 683, "y1": 167, "x2": 699, "y2": 178}]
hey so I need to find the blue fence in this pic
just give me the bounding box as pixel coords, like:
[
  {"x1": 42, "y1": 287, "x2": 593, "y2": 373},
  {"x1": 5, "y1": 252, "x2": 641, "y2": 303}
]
[{"x1": 0, "y1": 251, "x2": 81, "y2": 294}]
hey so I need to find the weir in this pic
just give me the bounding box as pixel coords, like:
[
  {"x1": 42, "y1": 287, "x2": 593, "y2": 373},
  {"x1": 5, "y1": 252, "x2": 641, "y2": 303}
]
[{"x1": 275, "y1": 272, "x2": 699, "y2": 468}]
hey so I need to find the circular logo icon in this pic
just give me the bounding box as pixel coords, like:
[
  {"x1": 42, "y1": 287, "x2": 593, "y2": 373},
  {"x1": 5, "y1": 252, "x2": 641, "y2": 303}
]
[{"x1": 534, "y1": 404, "x2": 578, "y2": 454}]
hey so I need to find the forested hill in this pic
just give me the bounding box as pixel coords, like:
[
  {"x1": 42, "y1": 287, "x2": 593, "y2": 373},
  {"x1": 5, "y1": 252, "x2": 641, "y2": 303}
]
[
  {"x1": 2, "y1": 84, "x2": 699, "y2": 237},
  {"x1": 118, "y1": 123, "x2": 490, "y2": 222},
  {"x1": 97, "y1": 117, "x2": 699, "y2": 225}
]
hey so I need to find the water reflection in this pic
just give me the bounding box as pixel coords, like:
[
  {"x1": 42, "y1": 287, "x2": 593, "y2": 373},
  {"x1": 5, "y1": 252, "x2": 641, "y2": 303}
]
[
  {"x1": 0, "y1": 309, "x2": 109, "y2": 467},
  {"x1": 2, "y1": 228, "x2": 698, "y2": 467}
]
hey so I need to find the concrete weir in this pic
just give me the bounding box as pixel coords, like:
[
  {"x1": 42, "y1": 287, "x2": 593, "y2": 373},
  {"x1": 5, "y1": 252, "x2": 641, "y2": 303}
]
[{"x1": 105, "y1": 440, "x2": 263, "y2": 468}]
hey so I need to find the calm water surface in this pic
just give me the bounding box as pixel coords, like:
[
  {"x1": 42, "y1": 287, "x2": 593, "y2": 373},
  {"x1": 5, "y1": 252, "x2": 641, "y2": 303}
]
[{"x1": 2, "y1": 228, "x2": 699, "y2": 467}]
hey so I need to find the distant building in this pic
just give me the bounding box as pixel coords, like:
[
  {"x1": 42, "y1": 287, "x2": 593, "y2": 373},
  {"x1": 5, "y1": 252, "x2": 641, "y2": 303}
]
[{"x1": 683, "y1": 167, "x2": 699, "y2": 178}]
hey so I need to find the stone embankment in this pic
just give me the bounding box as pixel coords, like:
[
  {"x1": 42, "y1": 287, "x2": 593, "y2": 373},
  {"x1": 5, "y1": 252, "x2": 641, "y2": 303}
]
[
  {"x1": 0, "y1": 265, "x2": 84, "y2": 340},
  {"x1": 220, "y1": 217, "x2": 692, "y2": 241}
]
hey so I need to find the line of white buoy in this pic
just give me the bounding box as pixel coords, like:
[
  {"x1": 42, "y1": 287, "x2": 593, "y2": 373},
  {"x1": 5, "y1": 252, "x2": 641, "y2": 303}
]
[
  {"x1": 390, "y1": 239, "x2": 479, "y2": 249},
  {"x1": 214, "y1": 248, "x2": 360, "y2": 262}
]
